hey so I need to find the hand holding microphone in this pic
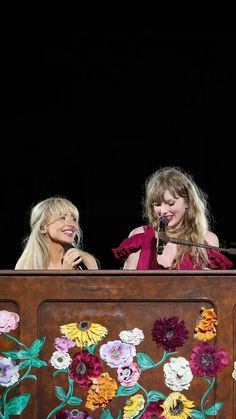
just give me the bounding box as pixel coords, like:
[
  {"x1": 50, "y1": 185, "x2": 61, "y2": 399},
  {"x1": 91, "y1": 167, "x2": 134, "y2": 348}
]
[
  {"x1": 156, "y1": 216, "x2": 169, "y2": 255},
  {"x1": 63, "y1": 243, "x2": 86, "y2": 270}
]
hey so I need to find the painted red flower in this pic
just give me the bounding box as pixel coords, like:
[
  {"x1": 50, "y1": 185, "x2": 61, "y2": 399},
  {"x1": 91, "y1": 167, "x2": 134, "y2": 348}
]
[
  {"x1": 189, "y1": 342, "x2": 228, "y2": 376},
  {"x1": 140, "y1": 400, "x2": 165, "y2": 418},
  {"x1": 69, "y1": 350, "x2": 102, "y2": 388},
  {"x1": 151, "y1": 317, "x2": 189, "y2": 351}
]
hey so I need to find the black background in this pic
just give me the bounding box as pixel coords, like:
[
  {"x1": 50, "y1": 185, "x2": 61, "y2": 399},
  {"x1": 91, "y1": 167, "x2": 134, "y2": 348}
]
[{"x1": 1, "y1": 14, "x2": 236, "y2": 269}]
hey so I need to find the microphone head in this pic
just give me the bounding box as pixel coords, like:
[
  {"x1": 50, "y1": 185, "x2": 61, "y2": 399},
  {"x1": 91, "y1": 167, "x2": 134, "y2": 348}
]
[{"x1": 157, "y1": 216, "x2": 168, "y2": 230}]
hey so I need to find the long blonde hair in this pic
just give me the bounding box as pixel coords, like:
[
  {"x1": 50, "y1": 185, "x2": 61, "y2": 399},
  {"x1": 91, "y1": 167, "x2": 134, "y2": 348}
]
[
  {"x1": 144, "y1": 166, "x2": 212, "y2": 267},
  {"x1": 15, "y1": 196, "x2": 82, "y2": 269}
]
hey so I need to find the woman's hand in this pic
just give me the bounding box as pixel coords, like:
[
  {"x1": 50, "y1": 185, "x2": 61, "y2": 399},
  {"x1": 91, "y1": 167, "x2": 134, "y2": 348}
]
[{"x1": 63, "y1": 248, "x2": 99, "y2": 269}]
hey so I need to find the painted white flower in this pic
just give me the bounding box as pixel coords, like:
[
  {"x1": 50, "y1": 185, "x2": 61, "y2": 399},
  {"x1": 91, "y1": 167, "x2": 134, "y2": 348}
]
[
  {"x1": 49, "y1": 350, "x2": 72, "y2": 370},
  {"x1": 163, "y1": 356, "x2": 193, "y2": 391},
  {"x1": 119, "y1": 328, "x2": 144, "y2": 346},
  {"x1": 232, "y1": 361, "x2": 236, "y2": 380},
  {"x1": 0, "y1": 356, "x2": 20, "y2": 387}
]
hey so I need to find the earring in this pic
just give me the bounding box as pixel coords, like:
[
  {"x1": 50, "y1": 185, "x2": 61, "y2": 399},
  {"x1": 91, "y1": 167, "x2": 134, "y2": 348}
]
[{"x1": 40, "y1": 225, "x2": 45, "y2": 231}]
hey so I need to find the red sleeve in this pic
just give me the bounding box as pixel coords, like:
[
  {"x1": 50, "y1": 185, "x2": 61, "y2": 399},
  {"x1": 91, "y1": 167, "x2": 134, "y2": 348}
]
[
  {"x1": 112, "y1": 233, "x2": 143, "y2": 261},
  {"x1": 206, "y1": 248, "x2": 233, "y2": 269}
]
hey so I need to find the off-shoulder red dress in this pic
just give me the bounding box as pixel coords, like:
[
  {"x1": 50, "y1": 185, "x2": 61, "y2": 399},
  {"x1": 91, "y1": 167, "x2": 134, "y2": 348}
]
[{"x1": 112, "y1": 225, "x2": 233, "y2": 270}]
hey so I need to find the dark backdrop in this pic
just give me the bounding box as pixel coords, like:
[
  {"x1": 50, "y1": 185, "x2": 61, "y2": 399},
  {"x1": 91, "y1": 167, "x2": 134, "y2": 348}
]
[{"x1": 1, "y1": 15, "x2": 236, "y2": 269}]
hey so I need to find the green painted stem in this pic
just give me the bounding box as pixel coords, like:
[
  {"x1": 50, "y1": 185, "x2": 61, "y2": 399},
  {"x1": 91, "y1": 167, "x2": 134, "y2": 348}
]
[
  {"x1": 2, "y1": 333, "x2": 28, "y2": 350},
  {"x1": 200, "y1": 376, "x2": 215, "y2": 417},
  {"x1": 46, "y1": 374, "x2": 74, "y2": 418},
  {"x1": 141, "y1": 350, "x2": 176, "y2": 371}
]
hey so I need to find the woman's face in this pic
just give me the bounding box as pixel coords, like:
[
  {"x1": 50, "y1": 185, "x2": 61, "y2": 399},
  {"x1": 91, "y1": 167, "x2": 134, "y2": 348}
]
[
  {"x1": 153, "y1": 189, "x2": 187, "y2": 228},
  {"x1": 43, "y1": 212, "x2": 78, "y2": 244}
]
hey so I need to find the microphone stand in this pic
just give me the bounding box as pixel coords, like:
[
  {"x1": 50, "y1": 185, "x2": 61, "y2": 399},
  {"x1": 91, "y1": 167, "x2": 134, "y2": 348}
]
[{"x1": 159, "y1": 233, "x2": 236, "y2": 256}]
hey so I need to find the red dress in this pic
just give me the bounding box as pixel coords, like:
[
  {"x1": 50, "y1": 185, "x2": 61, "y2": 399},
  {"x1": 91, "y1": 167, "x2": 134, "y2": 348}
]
[{"x1": 112, "y1": 225, "x2": 233, "y2": 270}]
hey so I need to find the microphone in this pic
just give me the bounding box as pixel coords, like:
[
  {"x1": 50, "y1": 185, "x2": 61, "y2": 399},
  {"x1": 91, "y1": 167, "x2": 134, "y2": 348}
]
[
  {"x1": 63, "y1": 243, "x2": 87, "y2": 270},
  {"x1": 156, "y1": 216, "x2": 168, "y2": 255}
]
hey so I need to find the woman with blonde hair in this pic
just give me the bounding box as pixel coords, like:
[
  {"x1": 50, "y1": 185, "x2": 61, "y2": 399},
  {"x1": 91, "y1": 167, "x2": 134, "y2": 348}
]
[
  {"x1": 15, "y1": 196, "x2": 99, "y2": 270},
  {"x1": 112, "y1": 166, "x2": 233, "y2": 270}
]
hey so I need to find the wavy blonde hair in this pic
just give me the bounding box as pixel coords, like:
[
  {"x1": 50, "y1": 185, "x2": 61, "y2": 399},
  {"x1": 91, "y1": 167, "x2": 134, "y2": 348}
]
[
  {"x1": 144, "y1": 166, "x2": 212, "y2": 268},
  {"x1": 15, "y1": 196, "x2": 82, "y2": 269}
]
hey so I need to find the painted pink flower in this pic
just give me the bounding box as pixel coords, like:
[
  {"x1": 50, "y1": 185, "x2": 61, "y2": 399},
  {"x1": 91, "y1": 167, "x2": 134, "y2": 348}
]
[
  {"x1": 55, "y1": 409, "x2": 92, "y2": 418},
  {"x1": 54, "y1": 336, "x2": 75, "y2": 351},
  {"x1": 189, "y1": 342, "x2": 228, "y2": 376},
  {"x1": 117, "y1": 362, "x2": 141, "y2": 387},
  {"x1": 99, "y1": 340, "x2": 136, "y2": 368},
  {"x1": 69, "y1": 350, "x2": 102, "y2": 388},
  {"x1": 0, "y1": 310, "x2": 20, "y2": 334},
  {"x1": 151, "y1": 317, "x2": 188, "y2": 352}
]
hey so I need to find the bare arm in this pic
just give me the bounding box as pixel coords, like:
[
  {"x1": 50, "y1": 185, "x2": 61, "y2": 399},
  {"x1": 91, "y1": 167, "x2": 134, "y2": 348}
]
[
  {"x1": 205, "y1": 231, "x2": 219, "y2": 247},
  {"x1": 123, "y1": 226, "x2": 144, "y2": 270}
]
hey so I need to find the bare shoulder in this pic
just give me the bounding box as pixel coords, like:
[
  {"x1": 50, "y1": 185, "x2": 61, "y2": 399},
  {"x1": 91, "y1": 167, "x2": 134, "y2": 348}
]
[
  {"x1": 205, "y1": 231, "x2": 219, "y2": 247},
  {"x1": 128, "y1": 226, "x2": 145, "y2": 237}
]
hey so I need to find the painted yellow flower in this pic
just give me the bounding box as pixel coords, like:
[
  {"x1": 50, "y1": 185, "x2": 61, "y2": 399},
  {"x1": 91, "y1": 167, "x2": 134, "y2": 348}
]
[
  {"x1": 60, "y1": 320, "x2": 108, "y2": 348},
  {"x1": 123, "y1": 394, "x2": 145, "y2": 418},
  {"x1": 161, "y1": 392, "x2": 194, "y2": 419}
]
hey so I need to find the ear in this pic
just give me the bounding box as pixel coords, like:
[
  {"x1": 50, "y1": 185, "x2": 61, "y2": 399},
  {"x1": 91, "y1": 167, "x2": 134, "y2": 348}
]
[{"x1": 40, "y1": 225, "x2": 46, "y2": 232}]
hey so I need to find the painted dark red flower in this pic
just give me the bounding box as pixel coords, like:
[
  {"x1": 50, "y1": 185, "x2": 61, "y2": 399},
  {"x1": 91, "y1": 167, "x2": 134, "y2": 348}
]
[
  {"x1": 69, "y1": 350, "x2": 102, "y2": 388},
  {"x1": 189, "y1": 342, "x2": 228, "y2": 377},
  {"x1": 140, "y1": 400, "x2": 165, "y2": 418},
  {"x1": 151, "y1": 317, "x2": 189, "y2": 351}
]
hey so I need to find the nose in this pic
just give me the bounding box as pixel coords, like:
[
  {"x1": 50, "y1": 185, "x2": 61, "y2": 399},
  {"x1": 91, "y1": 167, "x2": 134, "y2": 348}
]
[{"x1": 160, "y1": 203, "x2": 168, "y2": 216}]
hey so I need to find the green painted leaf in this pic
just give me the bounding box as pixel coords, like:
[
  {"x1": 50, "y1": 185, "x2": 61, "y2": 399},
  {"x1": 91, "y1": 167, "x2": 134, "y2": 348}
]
[
  {"x1": 18, "y1": 360, "x2": 31, "y2": 369},
  {"x1": 2, "y1": 349, "x2": 27, "y2": 359},
  {"x1": 100, "y1": 409, "x2": 114, "y2": 419},
  {"x1": 28, "y1": 337, "x2": 46, "y2": 356},
  {"x1": 6, "y1": 393, "x2": 30, "y2": 414},
  {"x1": 67, "y1": 396, "x2": 82, "y2": 405},
  {"x1": 136, "y1": 352, "x2": 155, "y2": 368},
  {"x1": 31, "y1": 358, "x2": 47, "y2": 368},
  {"x1": 191, "y1": 409, "x2": 204, "y2": 418},
  {"x1": 116, "y1": 384, "x2": 139, "y2": 397},
  {"x1": 205, "y1": 401, "x2": 223, "y2": 415},
  {"x1": 147, "y1": 390, "x2": 166, "y2": 402},
  {"x1": 3, "y1": 349, "x2": 30, "y2": 359},
  {"x1": 55, "y1": 386, "x2": 67, "y2": 401},
  {"x1": 85, "y1": 343, "x2": 97, "y2": 354}
]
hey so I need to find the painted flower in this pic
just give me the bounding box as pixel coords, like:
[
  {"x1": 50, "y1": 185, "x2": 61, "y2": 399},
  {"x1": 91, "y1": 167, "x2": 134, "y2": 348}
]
[
  {"x1": 189, "y1": 342, "x2": 228, "y2": 376},
  {"x1": 161, "y1": 392, "x2": 194, "y2": 418},
  {"x1": 152, "y1": 317, "x2": 189, "y2": 351},
  {"x1": 69, "y1": 350, "x2": 102, "y2": 388},
  {"x1": 0, "y1": 356, "x2": 20, "y2": 387},
  {"x1": 49, "y1": 351, "x2": 72, "y2": 370},
  {"x1": 99, "y1": 340, "x2": 136, "y2": 368},
  {"x1": 140, "y1": 400, "x2": 165, "y2": 418},
  {"x1": 55, "y1": 409, "x2": 92, "y2": 418},
  {"x1": 123, "y1": 394, "x2": 145, "y2": 418},
  {"x1": 85, "y1": 372, "x2": 118, "y2": 410},
  {"x1": 232, "y1": 361, "x2": 236, "y2": 380},
  {"x1": 117, "y1": 362, "x2": 141, "y2": 387},
  {"x1": 163, "y1": 356, "x2": 193, "y2": 391},
  {"x1": 119, "y1": 328, "x2": 145, "y2": 345},
  {"x1": 194, "y1": 306, "x2": 218, "y2": 341},
  {"x1": 60, "y1": 320, "x2": 108, "y2": 348},
  {"x1": 54, "y1": 336, "x2": 75, "y2": 351},
  {"x1": 0, "y1": 310, "x2": 20, "y2": 334}
]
